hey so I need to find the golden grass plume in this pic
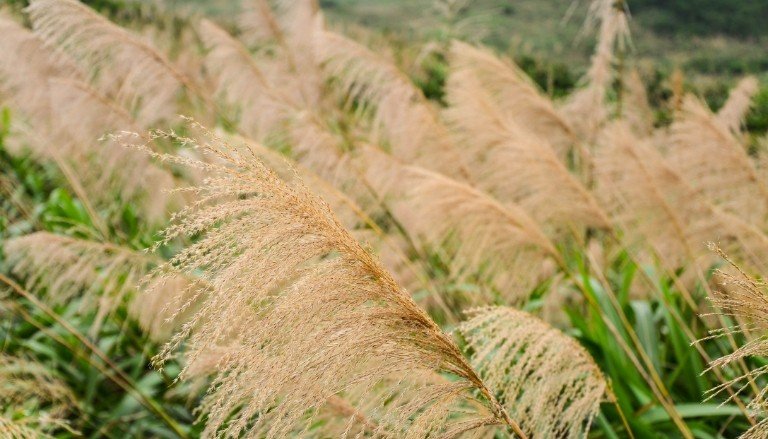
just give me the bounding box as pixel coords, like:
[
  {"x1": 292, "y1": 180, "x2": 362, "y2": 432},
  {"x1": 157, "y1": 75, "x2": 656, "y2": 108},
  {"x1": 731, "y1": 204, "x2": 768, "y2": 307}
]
[
  {"x1": 26, "y1": 0, "x2": 196, "y2": 126},
  {"x1": 459, "y1": 307, "x2": 607, "y2": 438},
  {"x1": 127, "y1": 120, "x2": 531, "y2": 438}
]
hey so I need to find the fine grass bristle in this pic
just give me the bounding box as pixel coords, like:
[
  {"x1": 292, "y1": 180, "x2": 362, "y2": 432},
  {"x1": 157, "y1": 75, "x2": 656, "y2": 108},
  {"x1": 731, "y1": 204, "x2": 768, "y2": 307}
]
[
  {"x1": 127, "y1": 121, "x2": 531, "y2": 438},
  {"x1": 460, "y1": 307, "x2": 607, "y2": 438}
]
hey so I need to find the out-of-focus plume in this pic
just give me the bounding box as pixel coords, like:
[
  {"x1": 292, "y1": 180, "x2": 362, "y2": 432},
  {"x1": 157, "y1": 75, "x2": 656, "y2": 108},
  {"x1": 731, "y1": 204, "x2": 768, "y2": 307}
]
[
  {"x1": 26, "y1": 0, "x2": 202, "y2": 126},
  {"x1": 447, "y1": 41, "x2": 577, "y2": 157},
  {"x1": 562, "y1": 0, "x2": 630, "y2": 141},
  {"x1": 717, "y1": 76, "x2": 760, "y2": 134},
  {"x1": 363, "y1": 147, "x2": 558, "y2": 303},
  {"x1": 667, "y1": 95, "x2": 768, "y2": 227},
  {"x1": 318, "y1": 30, "x2": 471, "y2": 180},
  {"x1": 444, "y1": 66, "x2": 610, "y2": 236}
]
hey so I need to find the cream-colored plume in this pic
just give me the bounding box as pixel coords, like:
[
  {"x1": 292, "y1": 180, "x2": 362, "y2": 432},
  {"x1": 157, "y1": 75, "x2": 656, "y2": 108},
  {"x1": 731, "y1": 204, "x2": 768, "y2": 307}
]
[
  {"x1": 448, "y1": 41, "x2": 576, "y2": 157},
  {"x1": 623, "y1": 69, "x2": 654, "y2": 136},
  {"x1": 362, "y1": 147, "x2": 558, "y2": 303},
  {"x1": 667, "y1": 95, "x2": 768, "y2": 227},
  {"x1": 444, "y1": 66, "x2": 610, "y2": 236},
  {"x1": 717, "y1": 76, "x2": 760, "y2": 134},
  {"x1": 562, "y1": 0, "x2": 630, "y2": 142},
  {"x1": 596, "y1": 123, "x2": 768, "y2": 276},
  {"x1": 199, "y1": 19, "x2": 296, "y2": 141},
  {"x1": 318, "y1": 30, "x2": 471, "y2": 180},
  {"x1": 131, "y1": 121, "x2": 532, "y2": 438},
  {"x1": 460, "y1": 307, "x2": 607, "y2": 438},
  {"x1": 26, "y1": 0, "x2": 196, "y2": 126}
]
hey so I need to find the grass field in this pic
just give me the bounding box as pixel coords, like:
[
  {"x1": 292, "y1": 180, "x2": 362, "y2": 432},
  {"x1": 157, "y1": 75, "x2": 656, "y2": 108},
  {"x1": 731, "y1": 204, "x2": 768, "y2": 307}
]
[{"x1": 2, "y1": 0, "x2": 768, "y2": 438}]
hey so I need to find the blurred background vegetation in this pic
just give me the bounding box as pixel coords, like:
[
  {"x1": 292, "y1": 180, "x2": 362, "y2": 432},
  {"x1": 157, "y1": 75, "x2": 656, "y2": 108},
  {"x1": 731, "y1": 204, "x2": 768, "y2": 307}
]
[{"x1": 2, "y1": 0, "x2": 768, "y2": 437}]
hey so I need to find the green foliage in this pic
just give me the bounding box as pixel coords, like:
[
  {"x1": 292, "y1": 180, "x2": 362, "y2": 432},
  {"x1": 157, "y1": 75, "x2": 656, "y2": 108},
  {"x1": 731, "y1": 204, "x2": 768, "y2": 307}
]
[
  {"x1": 516, "y1": 54, "x2": 576, "y2": 98},
  {"x1": 413, "y1": 51, "x2": 449, "y2": 104},
  {"x1": 631, "y1": 0, "x2": 768, "y2": 39},
  {"x1": 1, "y1": 110, "x2": 195, "y2": 438},
  {"x1": 566, "y1": 251, "x2": 754, "y2": 438},
  {"x1": 747, "y1": 83, "x2": 768, "y2": 135}
]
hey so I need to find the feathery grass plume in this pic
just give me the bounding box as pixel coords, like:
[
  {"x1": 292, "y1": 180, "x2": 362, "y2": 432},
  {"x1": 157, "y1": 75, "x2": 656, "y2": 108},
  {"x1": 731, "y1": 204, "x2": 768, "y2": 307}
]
[
  {"x1": 198, "y1": 19, "x2": 358, "y2": 198},
  {"x1": 717, "y1": 76, "x2": 760, "y2": 134},
  {"x1": 217, "y1": 130, "x2": 368, "y2": 232},
  {"x1": 444, "y1": 67, "x2": 610, "y2": 236},
  {"x1": 363, "y1": 147, "x2": 558, "y2": 303},
  {"x1": 318, "y1": 30, "x2": 471, "y2": 180},
  {"x1": 447, "y1": 41, "x2": 577, "y2": 158},
  {"x1": 561, "y1": 0, "x2": 630, "y2": 142},
  {"x1": 26, "y1": 0, "x2": 197, "y2": 126},
  {"x1": 667, "y1": 95, "x2": 768, "y2": 227},
  {"x1": 199, "y1": 19, "x2": 296, "y2": 141},
  {"x1": 222, "y1": 133, "x2": 427, "y2": 295},
  {"x1": 239, "y1": 0, "x2": 324, "y2": 107},
  {"x1": 131, "y1": 122, "x2": 529, "y2": 438},
  {"x1": 670, "y1": 67, "x2": 685, "y2": 113},
  {"x1": 45, "y1": 78, "x2": 176, "y2": 222},
  {"x1": 130, "y1": 275, "x2": 204, "y2": 341},
  {"x1": 623, "y1": 69, "x2": 654, "y2": 136},
  {"x1": 595, "y1": 123, "x2": 768, "y2": 276},
  {"x1": 703, "y1": 248, "x2": 768, "y2": 437},
  {"x1": 0, "y1": 16, "x2": 175, "y2": 218},
  {"x1": 594, "y1": 122, "x2": 722, "y2": 272},
  {"x1": 739, "y1": 421, "x2": 768, "y2": 439},
  {"x1": 0, "y1": 355, "x2": 75, "y2": 438},
  {"x1": 459, "y1": 307, "x2": 607, "y2": 438},
  {"x1": 4, "y1": 232, "x2": 156, "y2": 332},
  {"x1": 238, "y1": 0, "x2": 283, "y2": 44},
  {"x1": 0, "y1": 15, "x2": 82, "y2": 125},
  {"x1": 0, "y1": 417, "x2": 46, "y2": 439}
]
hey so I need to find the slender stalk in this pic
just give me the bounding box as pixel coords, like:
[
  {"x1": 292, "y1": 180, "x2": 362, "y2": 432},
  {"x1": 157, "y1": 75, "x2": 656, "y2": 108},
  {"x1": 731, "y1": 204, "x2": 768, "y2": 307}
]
[{"x1": 0, "y1": 274, "x2": 189, "y2": 439}]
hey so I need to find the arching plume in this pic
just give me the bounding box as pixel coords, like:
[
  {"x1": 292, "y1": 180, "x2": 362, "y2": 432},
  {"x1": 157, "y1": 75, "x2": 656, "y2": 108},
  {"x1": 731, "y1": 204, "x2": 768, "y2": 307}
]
[
  {"x1": 444, "y1": 67, "x2": 610, "y2": 236},
  {"x1": 363, "y1": 147, "x2": 558, "y2": 303},
  {"x1": 703, "y1": 249, "x2": 768, "y2": 438},
  {"x1": 238, "y1": 0, "x2": 284, "y2": 44},
  {"x1": 623, "y1": 69, "x2": 654, "y2": 136},
  {"x1": 459, "y1": 307, "x2": 607, "y2": 438},
  {"x1": 717, "y1": 76, "x2": 759, "y2": 134},
  {"x1": 667, "y1": 95, "x2": 768, "y2": 227},
  {"x1": 4, "y1": 233, "x2": 154, "y2": 330},
  {"x1": 46, "y1": 78, "x2": 176, "y2": 221},
  {"x1": 595, "y1": 123, "x2": 722, "y2": 271},
  {"x1": 0, "y1": 355, "x2": 74, "y2": 438},
  {"x1": 238, "y1": 0, "x2": 323, "y2": 107},
  {"x1": 596, "y1": 123, "x2": 768, "y2": 275},
  {"x1": 561, "y1": 0, "x2": 630, "y2": 142},
  {"x1": 0, "y1": 15, "x2": 81, "y2": 124},
  {"x1": 26, "y1": 0, "x2": 200, "y2": 126},
  {"x1": 199, "y1": 19, "x2": 296, "y2": 141},
  {"x1": 129, "y1": 123, "x2": 532, "y2": 439},
  {"x1": 0, "y1": 15, "x2": 174, "y2": 220},
  {"x1": 318, "y1": 30, "x2": 471, "y2": 180},
  {"x1": 448, "y1": 41, "x2": 576, "y2": 157}
]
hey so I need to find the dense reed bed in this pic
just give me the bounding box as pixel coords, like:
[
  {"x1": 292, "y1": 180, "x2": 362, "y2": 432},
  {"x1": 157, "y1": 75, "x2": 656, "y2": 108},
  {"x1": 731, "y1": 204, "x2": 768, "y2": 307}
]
[{"x1": 1, "y1": 0, "x2": 767, "y2": 437}]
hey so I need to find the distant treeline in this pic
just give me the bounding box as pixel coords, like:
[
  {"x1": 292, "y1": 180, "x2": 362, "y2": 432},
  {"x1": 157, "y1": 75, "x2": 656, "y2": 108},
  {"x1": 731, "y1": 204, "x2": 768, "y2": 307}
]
[{"x1": 632, "y1": 0, "x2": 768, "y2": 39}]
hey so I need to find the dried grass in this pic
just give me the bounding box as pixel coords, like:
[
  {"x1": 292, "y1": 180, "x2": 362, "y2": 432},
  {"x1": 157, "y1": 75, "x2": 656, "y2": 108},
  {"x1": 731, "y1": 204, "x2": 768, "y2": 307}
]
[
  {"x1": 363, "y1": 147, "x2": 558, "y2": 303},
  {"x1": 124, "y1": 121, "x2": 528, "y2": 438},
  {"x1": 26, "y1": 0, "x2": 195, "y2": 125},
  {"x1": 444, "y1": 66, "x2": 609, "y2": 235},
  {"x1": 319, "y1": 30, "x2": 471, "y2": 180},
  {"x1": 717, "y1": 76, "x2": 759, "y2": 134},
  {"x1": 460, "y1": 307, "x2": 607, "y2": 438},
  {"x1": 667, "y1": 95, "x2": 768, "y2": 226},
  {"x1": 448, "y1": 41, "x2": 576, "y2": 157}
]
